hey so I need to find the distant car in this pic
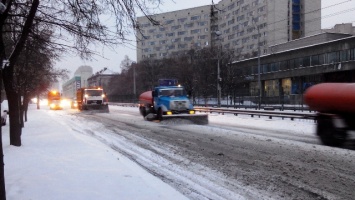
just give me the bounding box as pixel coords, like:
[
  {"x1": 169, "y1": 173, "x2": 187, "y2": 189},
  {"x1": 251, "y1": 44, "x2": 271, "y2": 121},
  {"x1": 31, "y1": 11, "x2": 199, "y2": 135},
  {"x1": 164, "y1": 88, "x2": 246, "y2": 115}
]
[{"x1": 1, "y1": 100, "x2": 8, "y2": 126}]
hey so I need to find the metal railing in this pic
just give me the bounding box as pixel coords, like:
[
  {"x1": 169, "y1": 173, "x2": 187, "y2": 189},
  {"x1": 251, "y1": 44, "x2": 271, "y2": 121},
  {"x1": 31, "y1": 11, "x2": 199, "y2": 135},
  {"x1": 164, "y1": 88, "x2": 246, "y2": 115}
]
[
  {"x1": 194, "y1": 107, "x2": 316, "y2": 121},
  {"x1": 108, "y1": 102, "x2": 317, "y2": 121}
]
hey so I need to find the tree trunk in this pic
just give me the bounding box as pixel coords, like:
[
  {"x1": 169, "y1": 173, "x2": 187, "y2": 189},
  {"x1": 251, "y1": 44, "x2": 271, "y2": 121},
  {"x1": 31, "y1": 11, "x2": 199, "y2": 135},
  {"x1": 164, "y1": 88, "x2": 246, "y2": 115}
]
[
  {"x1": 23, "y1": 95, "x2": 30, "y2": 123},
  {"x1": 37, "y1": 94, "x2": 40, "y2": 109},
  {"x1": 3, "y1": 66, "x2": 22, "y2": 146},
  {"x1": 0, "y1": 67, "x2": 6, "y2": 200}
]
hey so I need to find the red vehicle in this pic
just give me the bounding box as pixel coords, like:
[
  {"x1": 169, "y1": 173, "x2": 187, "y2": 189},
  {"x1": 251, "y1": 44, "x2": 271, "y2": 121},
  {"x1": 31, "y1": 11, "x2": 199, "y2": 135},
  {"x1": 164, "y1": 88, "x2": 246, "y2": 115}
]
[{"x1": 304, "y1": 83, "x2": 355, "y2": 146}]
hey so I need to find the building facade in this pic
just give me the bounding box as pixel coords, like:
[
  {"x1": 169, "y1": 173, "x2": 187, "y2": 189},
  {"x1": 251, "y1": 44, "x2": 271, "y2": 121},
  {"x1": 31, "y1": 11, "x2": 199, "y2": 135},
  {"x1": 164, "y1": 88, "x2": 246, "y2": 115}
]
[
  {"x1": 136, "y1": 0, "x2": 321, "y2": 62},
  {"x1": 62, "y1": 76, "x2": 81, "y2": 100},
  {"x1": 137, "y1": 5, "x2": 212, "y2": 61},
  {"x1": 231, "y1": 33, "x2": 355, "y2": 105}
]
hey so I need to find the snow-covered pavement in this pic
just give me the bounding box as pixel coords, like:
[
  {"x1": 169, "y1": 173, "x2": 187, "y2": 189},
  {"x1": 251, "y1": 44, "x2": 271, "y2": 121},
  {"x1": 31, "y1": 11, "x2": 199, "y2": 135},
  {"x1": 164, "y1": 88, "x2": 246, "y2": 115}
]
[
  {"x1": 4, "y1": 104, "x2": 351, "y2": 199},
  {"x1": 2, "y1": 105, "x2": 188, "y2": 200}
]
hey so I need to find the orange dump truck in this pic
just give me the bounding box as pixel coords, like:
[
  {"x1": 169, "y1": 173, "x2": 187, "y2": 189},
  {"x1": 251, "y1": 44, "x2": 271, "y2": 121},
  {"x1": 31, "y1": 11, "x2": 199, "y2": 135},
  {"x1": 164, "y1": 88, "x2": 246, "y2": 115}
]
[
  {"x1": 47, "y1": 90, "x2": 62, "y2": 110},
  {"x1": 304, "y1": 83, "x2": 355, "y2": 146}
]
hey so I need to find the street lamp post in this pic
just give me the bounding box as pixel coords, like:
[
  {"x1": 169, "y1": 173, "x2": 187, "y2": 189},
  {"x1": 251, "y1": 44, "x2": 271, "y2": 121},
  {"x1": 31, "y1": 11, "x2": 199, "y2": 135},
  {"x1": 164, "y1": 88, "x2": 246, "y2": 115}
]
[
  {"x1": 257, "y1": 26, "x2": 261, "y2": 110},
  {"x1": 133, "y1": 62, "x2": 136, "y2": 99},
  {"x1": 251, "y1": 17, "x2": 262, "y2": 110},
  {"x1": 215, "y1": 31, "x2": 222, "y2": 107}
]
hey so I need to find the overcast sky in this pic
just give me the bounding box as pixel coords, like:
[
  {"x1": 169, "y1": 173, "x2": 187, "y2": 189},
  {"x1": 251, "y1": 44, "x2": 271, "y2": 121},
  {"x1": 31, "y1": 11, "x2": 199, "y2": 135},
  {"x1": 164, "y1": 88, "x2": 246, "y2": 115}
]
[{"x1": 55, "y1": 0, "x2": 355, "y2": 79}]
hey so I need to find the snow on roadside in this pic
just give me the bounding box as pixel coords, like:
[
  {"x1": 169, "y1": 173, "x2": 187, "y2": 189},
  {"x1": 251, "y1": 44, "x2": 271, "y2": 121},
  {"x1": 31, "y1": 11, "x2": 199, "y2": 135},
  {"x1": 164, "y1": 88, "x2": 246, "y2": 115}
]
[{"x1": 2, "y1": 105, "x2": 188, "y2": 200}]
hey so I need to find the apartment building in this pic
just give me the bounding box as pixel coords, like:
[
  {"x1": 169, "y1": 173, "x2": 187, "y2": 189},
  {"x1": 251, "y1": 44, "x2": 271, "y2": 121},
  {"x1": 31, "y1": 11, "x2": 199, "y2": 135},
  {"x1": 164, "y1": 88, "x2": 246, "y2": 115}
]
[
  {"x1": 136, "y1": 0, "x2": 321, "y2": 62},
  {"x1": 136, "y1": 5, "x2": 212, "y2": 61}
]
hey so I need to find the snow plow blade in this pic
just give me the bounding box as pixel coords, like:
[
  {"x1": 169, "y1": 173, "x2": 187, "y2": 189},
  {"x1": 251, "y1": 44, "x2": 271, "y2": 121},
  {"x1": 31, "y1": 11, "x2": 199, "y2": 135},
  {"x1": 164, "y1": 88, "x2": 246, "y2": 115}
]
[
  {"x1": 162, "y1": 114, "x2": 209, "y2": 125},
  {"x1": 82, "y1": 104, "x2": 109, "y2": 113}
]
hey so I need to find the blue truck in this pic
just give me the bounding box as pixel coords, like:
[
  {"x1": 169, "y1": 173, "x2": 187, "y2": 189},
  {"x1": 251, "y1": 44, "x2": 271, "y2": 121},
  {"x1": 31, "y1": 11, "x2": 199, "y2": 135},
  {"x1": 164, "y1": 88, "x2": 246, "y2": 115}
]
[{"x1": 139, "y1": 79, "x2": 208, "y2": 124}]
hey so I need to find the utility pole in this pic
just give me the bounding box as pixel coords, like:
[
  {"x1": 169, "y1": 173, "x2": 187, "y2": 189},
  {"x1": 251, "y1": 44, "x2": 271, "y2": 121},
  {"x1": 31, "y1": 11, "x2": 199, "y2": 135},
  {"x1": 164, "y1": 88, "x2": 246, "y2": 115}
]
[
  {"x1": 215, "y1": 31, "x2": 222, "y2": 108},
  {"x1": 257, "y1": 26, "x2": 261, "y2": 110},
  {"x1": 133, "y1": 62, "x2": 136, "y2": 98}
]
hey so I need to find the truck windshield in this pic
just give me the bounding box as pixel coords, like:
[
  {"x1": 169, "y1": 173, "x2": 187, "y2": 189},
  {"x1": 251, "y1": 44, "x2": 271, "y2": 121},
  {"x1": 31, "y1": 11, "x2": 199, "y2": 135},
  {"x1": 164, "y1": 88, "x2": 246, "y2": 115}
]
[
  {"x1": 85, "y1": 90, "x2": 103, "y2": 96},
  {"x1": 160, "y1": 89, "x2": 185, "y2": 96}
]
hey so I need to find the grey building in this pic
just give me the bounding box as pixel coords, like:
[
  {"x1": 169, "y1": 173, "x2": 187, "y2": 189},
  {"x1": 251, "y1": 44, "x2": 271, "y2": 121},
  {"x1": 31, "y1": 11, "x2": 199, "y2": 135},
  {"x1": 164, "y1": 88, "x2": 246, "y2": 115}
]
[
  {"x1": 137, "y1": 5, "x2": 212, "y2": 61},
  {"x1": 62, "y1": 65, "x2": 93, "y2": 100},
  {"x1": 231, "y1": 33, "x2": 355, "y2": 105},
  {"x1": 74, "y1": 65, "x2": 93, "y2": 88},
  {"x1": 136, "y1": 0, "x2": 321, "y2": 62},
  {"x1": 62, "y1": 76, "x2": 81, "y2": 100}
]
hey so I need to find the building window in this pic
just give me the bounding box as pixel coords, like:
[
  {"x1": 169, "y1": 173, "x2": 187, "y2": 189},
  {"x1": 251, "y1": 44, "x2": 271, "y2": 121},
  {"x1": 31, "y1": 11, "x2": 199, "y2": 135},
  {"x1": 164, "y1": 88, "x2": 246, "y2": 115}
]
[
  {"x1": 224, "y1": 28, "x2": 230, "y2": 34},
  {"x1": 340, "y1": 50, "x2": 350, "y2": 62},
  {"x1": 191, "y1": 29, "x2": 201, "y2": 34},
  {"x1": 178, "y1": 31, "x2": 187, "y2": 36},
  {"x1": 198, "y1": 21, "x2": 208, "y2": 26},
  {"x1": 184, "y1": 36, "x2": 194, "y2": 41},
  {"x1": 242, "y1": 5, "x2": 250, "y2": 12},
  {"x1": 171, "y1": 25, "x2": 181, "y2": 31},
  {"x1": 165, "y1": 19, "x2": 174, "y2": 24},
  {"x1": 191, "y1": 15, "x2": 201, "y2": 20},
  {"x1": 172, "y1": 38, "x2": 181, "y2": 43},
  {"x1": 155, "y1": 34, "x2": 163, "y2": 39},
  {"x1": 178, "y1": 44, "x2": 187, "y2": 49},
  {"x1": 311, "y1": 55, "x2": 320, "y2": 66},
  {"x1": 302, "y1": 56, "x2": 311, "y2": 67},
  {"x1": 258, "y1": 6, "x2": 265, "y2": 13},
  {"x1": 350, "y1": 48, "x2": 355, "y2": 60},
  {"x1": 184, "y1": 23, "x2": 194, "y2": 28},
  {"x1": 178, "y1": 18, "x2": 187, "y2": 23},
  {"x1": 198, "y1": 35, "x2": 207, "y2": 40},
  {"x1": 233, "y1": 9, "x2": 240, "y2": 15},
  {"x1": 228, "y1": 3, "x2": 235, "y2": 10},
  {"x1": 160, "y1": 52, "x2": 167, "y2": 57},
  {"x1": 228, "y1": 19, "x2": 235, "y2": 25},
  {"x1": 237, "y1": 15, "x2": 245, "y2": 21},
  {"x1": 166, "y1": 32, "x2": 175, "y2": 37},
  {"x1": 327, "y1": 51, "x2": 340, "y2": 63}
]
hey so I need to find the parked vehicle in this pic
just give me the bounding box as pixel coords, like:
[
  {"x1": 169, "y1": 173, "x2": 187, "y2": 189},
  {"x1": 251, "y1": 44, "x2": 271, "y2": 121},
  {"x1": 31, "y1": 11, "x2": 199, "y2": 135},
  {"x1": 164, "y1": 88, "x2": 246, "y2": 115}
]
[
  {"x1": 139, "y1": 79, "x2": 208, "y2": 125},
  {"x1": 304, "y1": 83, "x2": 355, "y2": 146},
  {"x1": 1, "y1": 100, "x2": 8, "y2": 126}
]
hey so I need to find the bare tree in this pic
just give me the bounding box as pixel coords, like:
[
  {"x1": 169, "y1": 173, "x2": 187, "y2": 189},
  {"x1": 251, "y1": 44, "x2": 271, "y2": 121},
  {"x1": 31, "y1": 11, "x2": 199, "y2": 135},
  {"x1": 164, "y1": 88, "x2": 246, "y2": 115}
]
[{"x1": 0, "y1": 0, "x2": 164, "y2": 198}]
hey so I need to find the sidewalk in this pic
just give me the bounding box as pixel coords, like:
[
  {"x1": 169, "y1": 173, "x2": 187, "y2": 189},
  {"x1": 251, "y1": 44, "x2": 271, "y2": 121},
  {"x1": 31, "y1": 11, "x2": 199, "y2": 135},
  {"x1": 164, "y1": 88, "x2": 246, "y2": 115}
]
[{"x1": 2, "y1": 105, "x2": 188, "y2": 200}]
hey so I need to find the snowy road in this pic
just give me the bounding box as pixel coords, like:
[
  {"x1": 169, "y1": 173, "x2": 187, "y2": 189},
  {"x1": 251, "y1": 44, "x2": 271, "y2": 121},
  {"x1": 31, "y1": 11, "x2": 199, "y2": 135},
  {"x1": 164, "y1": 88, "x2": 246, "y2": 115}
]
[{"x1": 59, "y1": 106, "x2": 355, "y2": 200}]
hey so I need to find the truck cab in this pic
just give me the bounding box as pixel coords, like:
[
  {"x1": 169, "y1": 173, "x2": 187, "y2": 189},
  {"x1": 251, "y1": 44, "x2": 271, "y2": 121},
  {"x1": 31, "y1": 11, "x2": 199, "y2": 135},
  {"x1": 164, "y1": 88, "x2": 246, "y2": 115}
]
[{"x1": 152, "y1": 85, "x2": 195, "y2": 119}]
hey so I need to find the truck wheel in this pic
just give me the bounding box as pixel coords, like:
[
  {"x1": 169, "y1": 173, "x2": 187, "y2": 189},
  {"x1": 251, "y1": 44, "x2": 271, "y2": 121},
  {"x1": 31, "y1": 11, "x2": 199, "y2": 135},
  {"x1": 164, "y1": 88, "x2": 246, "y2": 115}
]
[
  {"x1": 317, "y1": 117, "x2": 347, "y2": 147},
  {"x1": 157, "y1": 108, "x2": 163, "y2": 121},
  {"x1": 140, "y1": 107, "x2": 147, "y2": 118}
]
